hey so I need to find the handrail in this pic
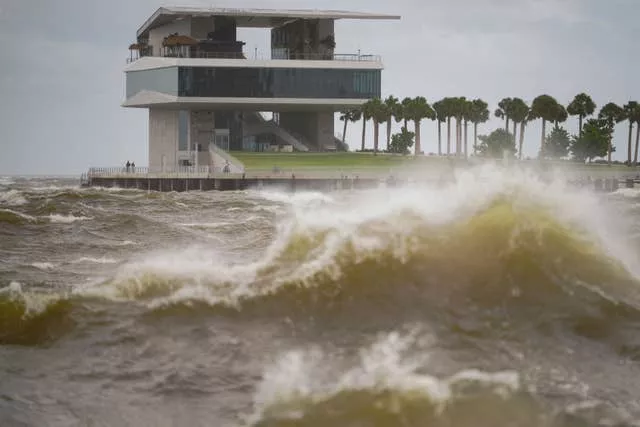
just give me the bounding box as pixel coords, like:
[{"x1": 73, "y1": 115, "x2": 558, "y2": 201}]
[
  {"x1": 87, "y1": 166, "x2": 212, "y2": 178},
  {"x1": 126, "y1": 51, "x2": 382, "y2": 64}
]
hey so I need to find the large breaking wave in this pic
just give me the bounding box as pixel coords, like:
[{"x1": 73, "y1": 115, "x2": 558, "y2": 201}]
[
  {"x1": 3, "y1": 166, "x2": 640, "y2": 346},
  {"x1": 83, "y1": 165, "x2": 640, "y2": 314}
]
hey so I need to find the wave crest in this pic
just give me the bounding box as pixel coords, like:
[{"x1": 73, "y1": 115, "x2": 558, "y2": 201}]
[
  {"x1": 81, "y1": 168, "x2": 640, "y2": 327},
  {"x1": 0, "y1": 282, "x2": 75, "y2": 345},
  {"x1": 247, "y1": 331, "x2": 602, "y2": 427}
]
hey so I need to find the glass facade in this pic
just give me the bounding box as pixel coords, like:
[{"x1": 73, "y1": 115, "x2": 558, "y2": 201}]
[
  {"x1": 178, "y1": 67, "x2": 381, "y2": 99},
  {"x1": 126, "y1": 67, "x2": 178, "y2": 99}
]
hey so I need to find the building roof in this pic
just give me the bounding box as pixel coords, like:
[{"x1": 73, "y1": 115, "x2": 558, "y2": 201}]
[{"x1": 137, "y1": 7, "x2": 401, "y2": 38}]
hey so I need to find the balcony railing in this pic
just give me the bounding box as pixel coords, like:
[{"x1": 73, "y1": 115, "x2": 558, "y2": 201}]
[
  {"x1": 126, "y1": 51, "x2": 381, "y2": 64},
  {"x1": 86, "y1": 166, "x2": 213, "y2": 178}
]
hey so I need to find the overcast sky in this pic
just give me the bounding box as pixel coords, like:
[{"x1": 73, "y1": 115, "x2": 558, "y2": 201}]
[{"x1": 0, "y1": 0, "x2": 637, "y2": 175}]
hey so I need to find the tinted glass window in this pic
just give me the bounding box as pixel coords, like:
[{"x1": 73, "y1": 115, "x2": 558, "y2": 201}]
[
  {"x1": 178, "y1": 67, "x2": 380, "y2": 99},
  {"x1": 126, "y1": 67, "x2": 178, "y2": 99}
]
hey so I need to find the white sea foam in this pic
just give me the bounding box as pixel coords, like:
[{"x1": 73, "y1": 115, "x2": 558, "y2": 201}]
[
  {"x1": 115, "y1": 240, "x2": 137, "y2": 246},
  {"x1": 179, "y1": 221, "x2": 233, "y2": 229},
  {"x1": 253, "y1": 190, "x2": 335, "y2": 206},
  {"x1": 80, "y1": 164, "x2": 640, "y2": 307},
  {"x1": 31, "y1": 262, "x2": 57, "y2": 271},
  {"x1": 613, "y1": 187, "x2": 640, "y2": 198},
  {"x1": 72, "y1": 256, "x2": 118, "y2": 265},
  {"x1": 0, "y1": 281, "x2": 62, "y2": 316},
  {"x1": 0, "y1": 177, "x2": 14, "y2": 186},
  {"x1": 47, "y1": 214, "x2": 92, "y2": 223},
  {"x1": 0, "y1": 189, "x2": 27, "y2": 206},
  {"x1": 248, "y1": 330, "x2": 521, "y2": 423}
]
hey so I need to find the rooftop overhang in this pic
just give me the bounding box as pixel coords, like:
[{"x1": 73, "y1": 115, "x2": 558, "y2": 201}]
[
  {"x1": 125, "y1": 56, "x2": 383, "y2": 72},
  {"x1": 137, "y1": 7, "x2": 401, "y2": 38},
  {"x1": 123, "y1": 91, "x2": 369, "y2": 112}
]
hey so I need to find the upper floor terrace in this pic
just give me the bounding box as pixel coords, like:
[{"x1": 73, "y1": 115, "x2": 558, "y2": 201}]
[{"x1": 126, "y1": 7, "x2": 399, "y2": 65}]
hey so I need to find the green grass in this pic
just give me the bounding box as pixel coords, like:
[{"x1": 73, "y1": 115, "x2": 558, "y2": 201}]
[
  {"x1": 229, "y1": 151, "x2": 640, "y2": 176},
  {"x1": 229, "y1": 152, "x2": 440, "y2": 169}
]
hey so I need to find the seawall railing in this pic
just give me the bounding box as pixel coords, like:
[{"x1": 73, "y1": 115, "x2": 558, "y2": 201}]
[{"x1": 87, "y1": 166, "x2": 213, "y2": 179}]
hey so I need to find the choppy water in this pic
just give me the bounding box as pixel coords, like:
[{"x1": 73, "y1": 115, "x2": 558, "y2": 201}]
[{"x1": 1, "y1": 167, "x2": 640, "y2": 427}]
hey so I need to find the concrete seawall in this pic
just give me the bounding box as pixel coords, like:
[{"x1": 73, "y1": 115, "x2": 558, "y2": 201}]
[{"x1": 84, "y1": 175, "x2": 640, "y2": 193}]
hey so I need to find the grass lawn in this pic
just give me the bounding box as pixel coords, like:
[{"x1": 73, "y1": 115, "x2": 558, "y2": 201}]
[
  {"x1": 228, "y1": 152, "x2": 640, "y2": 177},
  {"x1": 229, "y1": 152, "x2": 443, "y2": 170}
]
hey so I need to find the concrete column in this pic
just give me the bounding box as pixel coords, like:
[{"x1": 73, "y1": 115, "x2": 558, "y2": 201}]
[{"x1": 149, "y1": 109, "x2": 180, "y2": 173}]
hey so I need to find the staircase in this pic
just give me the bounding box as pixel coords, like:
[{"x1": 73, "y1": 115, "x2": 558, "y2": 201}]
[
  {"x1": 244, "y1": 113, "x2": 310, "y2": 152},
  {"x1": 208, "y1": 143, "x2": 245, "y2": 174}
]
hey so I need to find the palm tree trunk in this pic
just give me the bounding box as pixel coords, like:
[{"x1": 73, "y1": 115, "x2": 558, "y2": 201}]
[
  {"x1": 386, "y1": 120, "x2": 392, "y2": 151},
  {"x1": 373, "y1": 120, "x2": 379, "y2": 156},
  {"x1": 447, "y1": 118, "x2": 451, "y2": 155},
  {"x1": 456, "y1": 119, "x2": 461, "y2": 156},
  {"x1": 342, "y1": 119, "x2": 348, "y2": 145},
  {"x1": 415, "y1": 120, "x2": 421, "y2": 156},
  {"x1": 437, "y1": 122, "x2": 442, "y2": 156},
  {"x1": 608, "y1": 135, "x2": 613, "y2": 165},
  {"x1": 628, "y1": 121, "x2": 634, "y2": 165},
  {"x1": 634, "y1": 123, "x2": 640, "y2": 166},
  {"x1": 519, "y1": 122, "x2": 525, "y2": 160},
  {"x1": 505, "y1": 117, "x2": 510, "y2": 132},
  {"x1": 540, "y1": 119, "x2": 546, "y2": 158},
  {"x1": 464, "y1": 119, "x2": 468, "y2": 158},
  {"x1": 473, "y1": 122, "x2": 478, "y2": 154},
  {"x1": 512, "y1": 121, "x2": 517, "y2": 146},
  {"x1": 459, "y1": 119, "x2": 463, "y2": 156},
  {"x1": 578, "y1": 115, "x2": 583, "y2": 140},
  {"x1": 361, "y1": 117, "x2": 366, "y2": 151}
]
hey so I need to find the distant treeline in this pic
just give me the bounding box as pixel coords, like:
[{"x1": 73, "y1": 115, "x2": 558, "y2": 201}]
[{"x1": 340, "y1": 95, "x2": 640, "y2": 164}]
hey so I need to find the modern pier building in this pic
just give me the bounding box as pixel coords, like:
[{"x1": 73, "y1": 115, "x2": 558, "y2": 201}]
[{"x1": 124, "y1": 7, "x2": 400, "y2": 173}]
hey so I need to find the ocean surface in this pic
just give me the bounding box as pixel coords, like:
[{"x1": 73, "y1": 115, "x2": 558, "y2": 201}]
[{"x1": 1, "y1": 166, "x2": 640, "y2": 427}]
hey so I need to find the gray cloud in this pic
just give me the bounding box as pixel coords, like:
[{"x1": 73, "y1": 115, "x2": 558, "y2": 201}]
[{"x1": 0, "y1": 0, "x2": 637, "y2": 174}]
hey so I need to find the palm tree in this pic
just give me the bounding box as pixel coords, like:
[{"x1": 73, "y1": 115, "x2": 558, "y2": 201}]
[
  {"x1": 554, "y1": 104, "x2": 568, "y2": 126},
  {"x1": 469, "y1": 99, "x2": 489, "y2": 155},
  {"x1": 495, "y1": 98, "x2": 513, "y2": 131},
  {"x1": 384, "y1": 96, "x2": 401, "y2": 151},
  {"x1": 453, "y1": 97, "x2": 467, "y2": 156},
  {"x1": 441, "y1": 97, "x2": 455, "y2": 156},
  {"x1": 530, "y1": 94, "x2": 562, "y2": 158},
  {"x1": 360, "y1": 100, "x2": 374, "y2": 152},
  {"x1": 462, "y1": 99, "x2": 473, "y2": 158},
  {"x1": 339, "y1": 109, "x2": 361, "y2": 148},
  {"x1": 401, "y1": 97, "x2": 412, "y2": 129},
  {"x1": 567, "y1": 93, "x2": 596, "y2": 139},
  {"x1": 598, "y1": 102, "x2": 625, "y2": 165},
  {"x1": 509, "y1": 98, "x2": 530, "y2": 160},
  {"x1": 368, "y1": 98, "x2": 387, "y2": 155},
  {"x1": 623, "y1": 101, "x2": 639, "y2": 165},
  {"x1": 433, "y1": 100, "x2": 447, "y2": 156},
  {"x1": 404, "y1": 96, "x2": 436, "y2": 155}
]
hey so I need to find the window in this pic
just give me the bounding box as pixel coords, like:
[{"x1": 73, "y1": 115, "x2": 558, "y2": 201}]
[
  {"x1": 178, "y1": 67, "x2": 380, "y2": 99},
  {"x1": 126, "y1": 67, "x2": 179, "y2": 99}
]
